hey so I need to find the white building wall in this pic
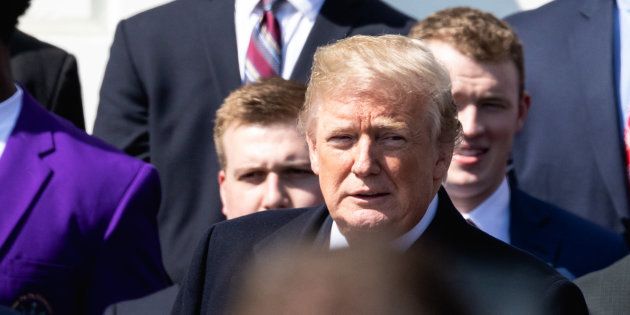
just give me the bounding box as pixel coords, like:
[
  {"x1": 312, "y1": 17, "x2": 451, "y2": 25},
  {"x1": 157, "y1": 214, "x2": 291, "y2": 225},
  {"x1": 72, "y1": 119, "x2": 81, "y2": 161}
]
[{"x1": 18, "y1": 0, "x2": 552, "y2": 133}]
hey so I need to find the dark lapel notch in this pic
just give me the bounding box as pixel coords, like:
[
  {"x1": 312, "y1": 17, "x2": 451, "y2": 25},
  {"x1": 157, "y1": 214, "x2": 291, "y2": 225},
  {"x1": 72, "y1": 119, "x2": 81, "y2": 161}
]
[
  {"x1": 0, "y1": 94, "x2": 54, "y2": 256},
  {"x1": 570, "y1": 0, "x2": 630, "y2": 220},
  {"x1": 192, "y1": 0, "x2": 242, "y2": 101}
]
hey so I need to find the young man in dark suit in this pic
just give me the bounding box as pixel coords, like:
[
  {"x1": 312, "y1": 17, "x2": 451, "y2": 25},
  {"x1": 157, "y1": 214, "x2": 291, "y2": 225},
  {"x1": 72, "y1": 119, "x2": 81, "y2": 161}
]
[
  {"x1": 93, "y1": 0, "x2": 414, "y2": 285},
  {"x1": 410, "y1": 7, "x2": 628, "y2": 279},
  {"x1": 505, "y1": 0, "x2": 630, "y2": 235},
  {"x1": 173, "y1": 34, "x2": 588, "y2": 314}
]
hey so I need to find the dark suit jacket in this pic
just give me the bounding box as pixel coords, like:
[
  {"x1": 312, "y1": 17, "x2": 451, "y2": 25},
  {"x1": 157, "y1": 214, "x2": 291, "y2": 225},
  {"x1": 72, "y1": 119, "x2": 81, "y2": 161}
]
[
  {"x1": 505, "y1": 0, "x2": 629, "y2": 232},
  {"x1": 0, "y1": 92, "x2": 169, "y2": 314},
  {"x1": 575, "y1": 254, "x2": 630, "y2": 314},
  {"x1": 93, "y1": 0, "x2": 413, "y2": 283},
  {"x1": 9, "y1": 30, "x2": 84, "y2": 129},
  {"x1": 173, "y1": 189, "x2": 587, "y2": 314},
  {"x1": 509, "y1": 187, "x2": 628, "y2": 279}
]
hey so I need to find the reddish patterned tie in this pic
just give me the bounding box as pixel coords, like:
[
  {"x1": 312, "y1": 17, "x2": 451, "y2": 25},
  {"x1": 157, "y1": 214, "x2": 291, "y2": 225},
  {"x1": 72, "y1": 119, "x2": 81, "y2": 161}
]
[{"x1": 244, "y1": 0, "x2": 282, "y2": 83}]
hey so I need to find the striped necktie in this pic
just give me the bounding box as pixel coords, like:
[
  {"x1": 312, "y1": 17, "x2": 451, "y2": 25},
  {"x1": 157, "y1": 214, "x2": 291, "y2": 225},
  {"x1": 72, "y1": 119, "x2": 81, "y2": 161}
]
[{"x1": 244, "y1": 0, "x2": 282, "y2": 83}]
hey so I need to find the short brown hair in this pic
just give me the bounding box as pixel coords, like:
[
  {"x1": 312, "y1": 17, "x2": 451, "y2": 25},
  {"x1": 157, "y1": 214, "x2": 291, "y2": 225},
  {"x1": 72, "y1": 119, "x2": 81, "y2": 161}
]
[
  {"x1": 214, "y1": 77, "x2": 306, "y2": 168},
  {"x1": 299, "y1": 35, "x2": 460, "y2": 149},
  {"x1": 409, "y1": 7, "x2": 524, "y2": 94}
]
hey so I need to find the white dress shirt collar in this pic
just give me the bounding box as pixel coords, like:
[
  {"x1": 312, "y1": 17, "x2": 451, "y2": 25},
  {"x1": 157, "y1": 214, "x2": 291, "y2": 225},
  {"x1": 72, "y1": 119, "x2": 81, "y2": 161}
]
[
  {"x1": 0, "y1": 85, "x2": 23, "y2": 160},
  {"x1": 330, "y1": 194, "x2": 439, "y2": 251},
  {"x1": 461, "y1": 178, "x2": 511, "y2": 244}
]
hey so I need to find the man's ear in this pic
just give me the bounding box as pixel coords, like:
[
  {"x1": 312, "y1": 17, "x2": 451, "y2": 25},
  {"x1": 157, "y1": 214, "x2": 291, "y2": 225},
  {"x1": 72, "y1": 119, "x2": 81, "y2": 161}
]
[
  {"x1": 306, "y1": 135, "x2": 320, "y2": 175},
  {"x1": 218, "y1": 170, "x2": 229, "y2": 216},
  {"x1": 434, "y1": 143, "x2": 453, "y2": 182},
  {"x1": 516, "y1": 91, "x2": 531, "y2": 131}
]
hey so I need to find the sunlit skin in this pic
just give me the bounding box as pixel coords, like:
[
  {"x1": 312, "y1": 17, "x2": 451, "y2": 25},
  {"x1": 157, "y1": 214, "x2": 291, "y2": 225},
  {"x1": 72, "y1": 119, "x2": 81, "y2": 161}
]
[
  {"x1": 219, "y1": 123, "x2": 324, "y2": 219},
  {"x1": 428, "y1": 42, "x2": 530, "y2": 213},
  {"x1": 306, "y1": 95, "x2": 452, "y2": 244}
]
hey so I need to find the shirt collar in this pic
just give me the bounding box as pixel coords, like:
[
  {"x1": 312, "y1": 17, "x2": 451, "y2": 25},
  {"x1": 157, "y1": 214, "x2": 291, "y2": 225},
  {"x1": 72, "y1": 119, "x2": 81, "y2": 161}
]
[
  {"x1": 0, "y1": 85, "x2": 23, "y2": 120},
  {"x1": 238, "y1": 0, "x2": 324, "y2": 18},
  {"x1": 330, "y1": 194, "x2": 439, "y2": 251},
  {"x1": 461, "y1": 177, "x2": 511, "y2": 243}
]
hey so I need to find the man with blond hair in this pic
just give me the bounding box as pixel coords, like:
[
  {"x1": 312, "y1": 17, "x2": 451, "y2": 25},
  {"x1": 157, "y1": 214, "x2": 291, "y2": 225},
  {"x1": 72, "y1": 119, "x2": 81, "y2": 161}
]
[
  {"x1": 410, "y1": 7, "x2": 627, "y2": 279},
  {"x1": 173, "y1": 35, "x2": 587, "y2": 314},
  {"x1": 214, "y1": 78, "x2": 323, "y2": 219}
]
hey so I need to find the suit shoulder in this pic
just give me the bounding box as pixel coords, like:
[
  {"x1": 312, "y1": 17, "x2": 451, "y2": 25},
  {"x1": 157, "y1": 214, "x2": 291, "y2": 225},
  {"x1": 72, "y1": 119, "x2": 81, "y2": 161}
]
[
  {"x1": 119, "y1": 0, "x2": 195, "y2": 29},
  {"x1": 27, "y1": 96, "x2": 153, "y2": 178},
  {"x1": 506, "y1": 0, "x2": 574, "y2": 26},
  {"x1": 521, "y1": 191, "x2": 627, "y2": 249},
  {"x1": 10, "y1": 30, "x2": 69, "y2": 57},
  {"x1": 351, "y1": 0, "x2": 413, "y2": 35},
  {"x1": 212, "y1": 208, "x2": 313, "y2": 238}
]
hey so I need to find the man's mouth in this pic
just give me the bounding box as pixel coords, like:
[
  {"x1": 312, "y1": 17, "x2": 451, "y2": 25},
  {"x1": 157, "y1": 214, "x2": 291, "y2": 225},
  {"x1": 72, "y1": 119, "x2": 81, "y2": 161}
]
[
  {"x1": 349, "y1": 190, "x2": 390, "y2": 201},
  {"x1": 453, "y1": 146, "x2": 488, "y2": 165}
]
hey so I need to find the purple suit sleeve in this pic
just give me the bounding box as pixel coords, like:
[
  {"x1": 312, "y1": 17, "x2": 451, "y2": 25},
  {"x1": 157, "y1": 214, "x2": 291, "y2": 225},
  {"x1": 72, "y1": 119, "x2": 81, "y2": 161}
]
[{"x1": 86, "y1": 163, "x2": 171, "y2": 314}]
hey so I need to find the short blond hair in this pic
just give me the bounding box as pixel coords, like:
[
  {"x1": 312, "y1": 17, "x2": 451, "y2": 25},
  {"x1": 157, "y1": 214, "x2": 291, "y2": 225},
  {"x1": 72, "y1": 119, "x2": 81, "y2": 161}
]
[
  {"x1": 214, "y1": 78, "x2": 306, "y2": 168},
  {"x1": 299, "y1": 35, "x2": 460, "y2": 147},
  {"x1": 409, "y1": 7, "x2": 525, "y2": 94}
]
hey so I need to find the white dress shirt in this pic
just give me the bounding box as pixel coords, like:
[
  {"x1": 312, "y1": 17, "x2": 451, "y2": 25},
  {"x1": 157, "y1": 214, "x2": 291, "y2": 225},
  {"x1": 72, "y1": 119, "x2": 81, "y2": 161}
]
[
  {"x1": 235, "y1": 0, "x2": 325, "y2": 80},
  {"x1": 0, "y1": 86, "x2": 23, "y2": 159},
  {"x1": 330, "y1": 194, "x2": 439, "y2": 250},
  {"x1": 461, "y1": 178, "x2": 511, "y2": 244}
]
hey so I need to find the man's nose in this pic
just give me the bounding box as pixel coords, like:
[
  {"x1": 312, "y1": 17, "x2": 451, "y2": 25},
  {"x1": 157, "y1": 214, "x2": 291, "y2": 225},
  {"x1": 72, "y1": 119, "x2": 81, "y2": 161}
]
[
  {"x1": 261, "y1": 173, "x2": 289, "y2": 210},
  {"x1": 459, "y1": 105, "x2": 484, "y2": 137},
  {"x1": 351, "y1": 136, "x2": 381, "y2": 177}
]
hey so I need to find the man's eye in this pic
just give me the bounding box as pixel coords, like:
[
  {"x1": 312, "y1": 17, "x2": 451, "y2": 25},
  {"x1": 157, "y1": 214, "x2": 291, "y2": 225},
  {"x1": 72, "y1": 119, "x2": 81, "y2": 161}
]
[
  {"x1": 327, "y1": 135, "x2": 354, "y2": 147},
  {"x1": 480, "y1": 101, "x2": 507, "y2": 110},
  {"x1": 238, "y1": 171, "x2": 266, "y2": 183},
  {"x1": 381, "y1": 134, "x2": 406, "y2": 145}
]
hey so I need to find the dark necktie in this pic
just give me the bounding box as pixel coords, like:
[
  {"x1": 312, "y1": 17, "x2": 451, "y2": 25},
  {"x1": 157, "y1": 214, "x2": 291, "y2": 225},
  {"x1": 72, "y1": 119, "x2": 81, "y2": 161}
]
[{"x1": 244, "y1": 0, "x2": 282, "y2": 83}]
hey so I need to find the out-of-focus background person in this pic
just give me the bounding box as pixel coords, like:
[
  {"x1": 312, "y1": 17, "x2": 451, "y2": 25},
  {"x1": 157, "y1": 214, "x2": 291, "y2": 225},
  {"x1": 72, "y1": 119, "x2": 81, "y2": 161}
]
[
  {"x1": 411, "y1": 7, "x2": 628, "y2": 279},
  {"x1": 229, "y1": 246, "x2": 467, "y2": 315}
]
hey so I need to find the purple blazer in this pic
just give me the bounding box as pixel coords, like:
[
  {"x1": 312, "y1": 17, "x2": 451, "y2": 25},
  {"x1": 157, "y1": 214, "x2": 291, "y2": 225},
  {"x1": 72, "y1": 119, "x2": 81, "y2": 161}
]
[{"x1": 0, "y1": 92, "x2": 170, "y2": 314}]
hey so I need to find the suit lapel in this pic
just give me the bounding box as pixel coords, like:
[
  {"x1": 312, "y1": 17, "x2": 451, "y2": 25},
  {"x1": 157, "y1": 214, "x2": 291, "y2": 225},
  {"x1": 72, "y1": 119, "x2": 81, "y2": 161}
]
[
  {"x1": 0, "y1": 93, "x2": 54, "y2": 255},
  {"x1": 290, "y1": 0, "x2": 359, "y2": 82},
  {"x1": 254, "y1": 205, "x2": 331, "y2": 255},
  {"x1": 192, "y1": 0, "x2": 241, "y2": 101},
  {"x1": 509, "y1": 188, "x2": 557, "y2": 265},
  {"x1": 570, "y1": 0, "x2": 630, "y2": 219}
]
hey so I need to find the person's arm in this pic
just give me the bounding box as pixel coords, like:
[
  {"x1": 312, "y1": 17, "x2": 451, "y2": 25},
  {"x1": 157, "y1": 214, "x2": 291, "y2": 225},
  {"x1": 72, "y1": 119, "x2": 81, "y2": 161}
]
[
  {"x1": 93, "y1": 20, "x2": 150, "y2": 161},
  {"x1": 86, "y1": 163, "x2": 171, "y2": 314}
]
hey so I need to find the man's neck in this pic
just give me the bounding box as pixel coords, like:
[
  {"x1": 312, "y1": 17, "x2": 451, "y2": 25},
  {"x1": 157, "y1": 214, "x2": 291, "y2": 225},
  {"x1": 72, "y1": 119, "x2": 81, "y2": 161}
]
[{"x1": 447, "y1": 177, "x2": 505, "y2": 214}]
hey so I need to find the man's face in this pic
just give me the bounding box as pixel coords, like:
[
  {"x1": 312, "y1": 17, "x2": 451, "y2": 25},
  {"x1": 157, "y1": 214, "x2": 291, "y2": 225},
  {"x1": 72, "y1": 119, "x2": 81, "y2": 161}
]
[
  {"x1": 219, "y1": 123, "x2": 323, "y2": 219},
  {"x1": 428, "y1": 42, "x2": 529, "y2": 209},
  {"x1": 306, "y1": 93, "x2": 451, "y2": 242}
]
